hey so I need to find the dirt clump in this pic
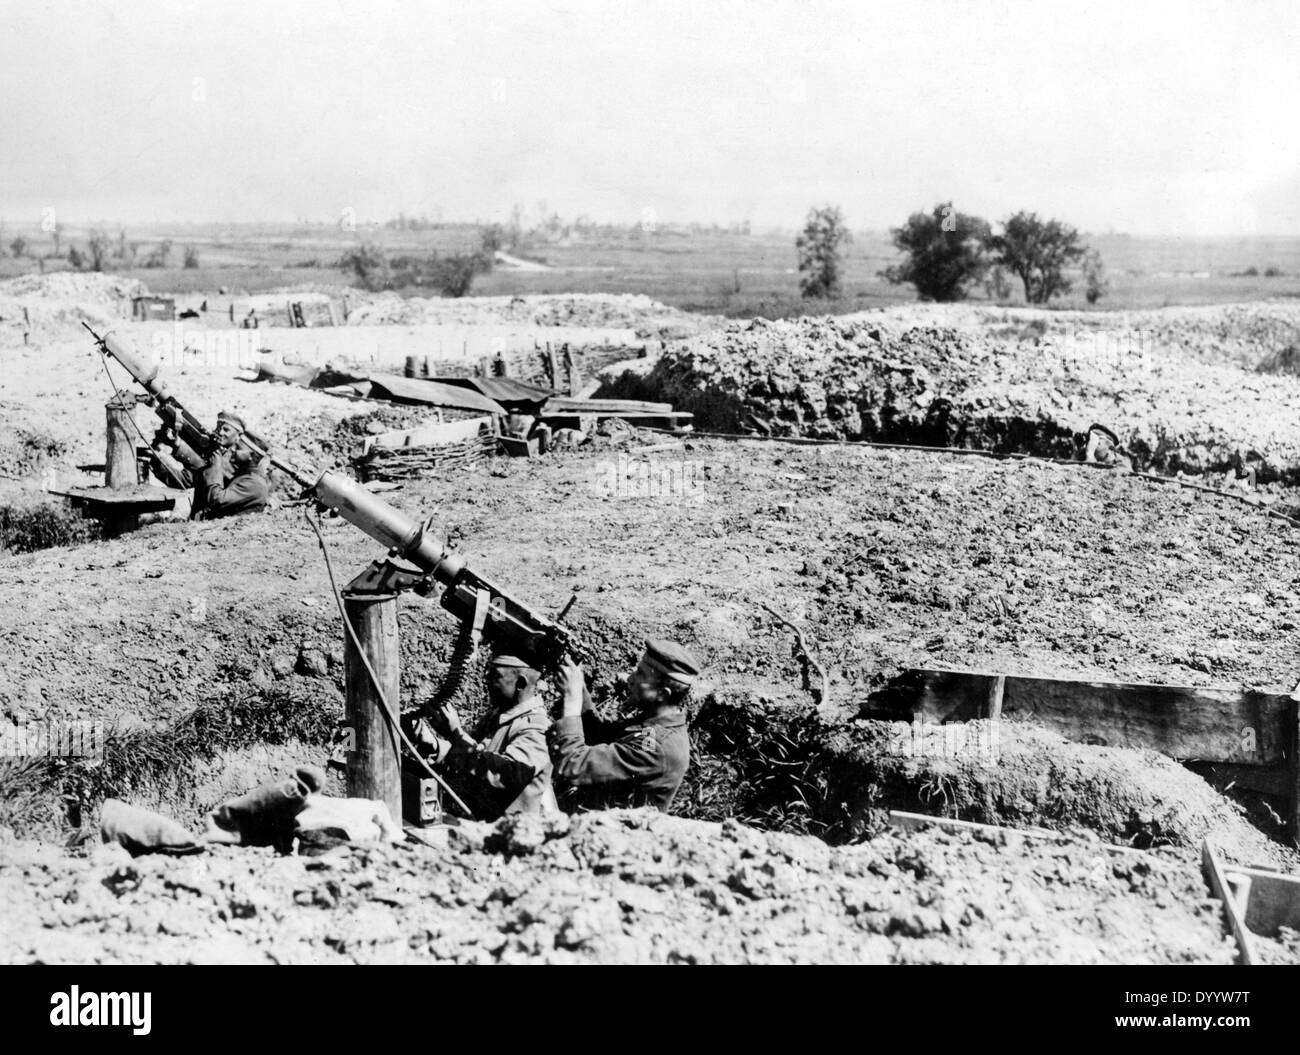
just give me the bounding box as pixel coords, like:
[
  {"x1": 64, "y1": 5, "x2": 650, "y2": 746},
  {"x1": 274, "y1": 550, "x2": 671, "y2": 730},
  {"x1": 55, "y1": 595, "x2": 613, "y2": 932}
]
[{"x1": 0, "y1": 809, "x2": 1244, "y2": 964}]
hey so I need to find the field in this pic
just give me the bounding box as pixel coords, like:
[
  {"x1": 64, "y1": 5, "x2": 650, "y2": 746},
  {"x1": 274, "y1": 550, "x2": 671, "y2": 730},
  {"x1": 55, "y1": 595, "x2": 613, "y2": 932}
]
[
  {"x1": 3, "y1": 221, "x2": 1300, "y2": 319},
  {"x1": 2, "y1": 237, "x2": 1300, "y2": 964}
]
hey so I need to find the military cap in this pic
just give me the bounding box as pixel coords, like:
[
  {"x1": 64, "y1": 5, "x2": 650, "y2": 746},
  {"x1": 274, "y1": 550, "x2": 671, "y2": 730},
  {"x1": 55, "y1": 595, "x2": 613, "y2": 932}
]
[
  {"x1": 641, "y1": 639, "x2": 701, "y2": 685},
  {"x1": 490, "y1": 653, "x2": 538, "y2": 670},
  {"x1": 216, "y1": 410, "x2": 247, "y2": 432}
]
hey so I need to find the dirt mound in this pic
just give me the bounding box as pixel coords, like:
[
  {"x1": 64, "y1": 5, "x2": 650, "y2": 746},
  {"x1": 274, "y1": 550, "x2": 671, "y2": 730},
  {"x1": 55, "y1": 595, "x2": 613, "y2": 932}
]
[
  {"x1": 0, "y1": 809, "x2": 1242, "y2": 964},
  {"x1": 346, "y1": 291, "x2": 716, "y2": 336},
  {"x1": 0, "y1": 271, "x2": 147, "y2": 309},
  {"x1": 633, "y1": 315, "x2": 1300, "y2": 483},
  {"x1": 0, "y1": 272, "x2": 148, "y2": 348}
]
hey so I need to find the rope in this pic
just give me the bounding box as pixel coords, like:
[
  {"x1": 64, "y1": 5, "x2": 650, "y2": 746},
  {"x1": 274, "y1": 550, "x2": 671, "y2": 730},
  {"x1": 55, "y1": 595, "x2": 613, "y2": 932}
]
[
  {"x1": 304, "y1": 507, "x2": 475, "y2": 819},
  {"x1": 643, "y1": 427, "x2": 1300, "y2": 529}
]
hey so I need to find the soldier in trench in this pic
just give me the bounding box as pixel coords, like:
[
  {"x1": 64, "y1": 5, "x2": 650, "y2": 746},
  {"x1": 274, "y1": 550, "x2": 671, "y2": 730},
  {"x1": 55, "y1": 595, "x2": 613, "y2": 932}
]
[
  {"x1": 150, "y1": 410, "x2": 270, "y2": 520},
  {"x1": 547, "y1": 639, "x2": 701, "y2": 812},
  {"x1": 411, "y1": 652, "x2": 558, "y2": 820}
]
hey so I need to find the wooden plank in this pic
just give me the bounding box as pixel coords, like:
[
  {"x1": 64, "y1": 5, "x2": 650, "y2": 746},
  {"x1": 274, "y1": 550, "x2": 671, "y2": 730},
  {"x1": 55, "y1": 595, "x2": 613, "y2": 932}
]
[
  {"x1": 1203, "y1": 839, "x2": 1258, "y2": 965},
  {"x1": 864, "y1": 668, "x2": 1290, "y2": 765},
  {"x1": 1226, "y1": 865, "x2": 1300, "y2": 936},
  {"x1": 366, "y1": 415, "x2": 493, "y2": 453},
  {"x1": 546, "y1": 397, "x2": 674, "y2": 413}
]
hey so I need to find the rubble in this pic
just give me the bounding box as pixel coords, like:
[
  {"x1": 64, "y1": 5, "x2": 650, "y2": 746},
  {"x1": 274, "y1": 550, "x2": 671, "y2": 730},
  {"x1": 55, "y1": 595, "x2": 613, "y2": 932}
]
[{"x1": 0, "y1": 811, "x2": 1239, "y2": 964}]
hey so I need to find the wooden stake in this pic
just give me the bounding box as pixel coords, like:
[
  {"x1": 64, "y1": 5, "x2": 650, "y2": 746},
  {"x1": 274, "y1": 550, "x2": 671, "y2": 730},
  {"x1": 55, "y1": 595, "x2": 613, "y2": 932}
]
[
  {"x1": 342, "y1": 590, "x2": 403, "y2": 822},
  {"x1": 1203, "y1": 838, "x2": 1258, "y2": 965},
  {"x1": 1290, "y1": 694, "x2": 1300, "y2": 849},
  {"x1": 986, "y1": 674, "x2": 1005, "y2": 721}
]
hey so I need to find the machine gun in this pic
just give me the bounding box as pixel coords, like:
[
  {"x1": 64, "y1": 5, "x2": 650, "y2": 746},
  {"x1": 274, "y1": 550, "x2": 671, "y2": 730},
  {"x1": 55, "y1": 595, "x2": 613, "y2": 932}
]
[
  {"x1": 83, "y1": 323, "x2": 580, "y2": 670},
  {"x1": 311, "y1": 470, "x2": 580, "y2": 671},
  {"x1": 82, "y1": 321, "x2": 317, "y2": 487}
]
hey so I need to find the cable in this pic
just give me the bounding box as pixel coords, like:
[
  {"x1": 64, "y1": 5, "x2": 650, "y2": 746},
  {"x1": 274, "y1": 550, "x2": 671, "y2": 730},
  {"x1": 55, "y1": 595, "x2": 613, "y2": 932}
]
[
  {"x1": 304, "y1": 506, "x2": 475, "y2": 819},
  {"x1": 95, "y1": 348, "x2": 156, "y2": 452}
]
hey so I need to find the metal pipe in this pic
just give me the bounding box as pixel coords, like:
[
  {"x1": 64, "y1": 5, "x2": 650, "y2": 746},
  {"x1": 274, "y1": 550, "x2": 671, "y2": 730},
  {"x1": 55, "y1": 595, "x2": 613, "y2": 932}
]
[{"x1": 313, "y1": 470, "x2": 462, "y2": 582}]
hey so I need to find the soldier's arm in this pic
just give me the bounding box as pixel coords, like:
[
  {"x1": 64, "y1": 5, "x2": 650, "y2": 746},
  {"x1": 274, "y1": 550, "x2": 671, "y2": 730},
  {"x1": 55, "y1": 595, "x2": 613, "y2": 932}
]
[
  {"x1": 150, "y1": 447, "x2": 193, "y2": 489},
  {"x1": 197, "y1": 461, "x2": 268, "y2": 518},
  {"x1": 547, "y1": 717, "x2": 659, "y2": 787},
  {"x1": 452, "y1": 725, "x2": 548, "y2": 793}
]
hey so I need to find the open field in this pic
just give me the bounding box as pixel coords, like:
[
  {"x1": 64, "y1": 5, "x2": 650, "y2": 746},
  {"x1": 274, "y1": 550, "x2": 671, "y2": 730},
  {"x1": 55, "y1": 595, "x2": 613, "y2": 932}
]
[{"x1": 3, "y1": 223, "x2": 1300, "y2": 318}]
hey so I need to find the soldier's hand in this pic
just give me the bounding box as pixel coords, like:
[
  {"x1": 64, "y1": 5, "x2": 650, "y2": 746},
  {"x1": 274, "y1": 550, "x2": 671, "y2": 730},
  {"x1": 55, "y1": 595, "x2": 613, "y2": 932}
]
[
  {"x1": 558, "y1": 659, "x2": 585, "y2": 717},
  {"x1": 434, "y1": 702, "x2": 462, "y2": 738}
]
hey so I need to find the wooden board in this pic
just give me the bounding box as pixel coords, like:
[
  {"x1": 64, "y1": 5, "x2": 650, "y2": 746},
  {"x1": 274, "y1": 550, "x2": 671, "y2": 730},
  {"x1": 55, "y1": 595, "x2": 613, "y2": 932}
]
[
  {"x1": 1222, "y1": 865, "x2": 1300, "y2": 937},
  {"x1": 1203, "y1": 839, "x2": 1258, "y2": 965},
  {"x1": 363, "y1": 415, "x2": 494, "y2": 454},
  {"x1": 864, "y1": 667, "x2": 1291, "y2": 765},
  {"x1": 546, "y1": 397, "x2": 673, "y2": 413}
]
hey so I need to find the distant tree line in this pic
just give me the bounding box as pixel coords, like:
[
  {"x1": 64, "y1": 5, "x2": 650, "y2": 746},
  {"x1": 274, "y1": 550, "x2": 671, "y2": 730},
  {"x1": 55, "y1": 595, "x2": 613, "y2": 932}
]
[{"x1": 796, "y1": 203, "x2": 1111, "y2": 305}]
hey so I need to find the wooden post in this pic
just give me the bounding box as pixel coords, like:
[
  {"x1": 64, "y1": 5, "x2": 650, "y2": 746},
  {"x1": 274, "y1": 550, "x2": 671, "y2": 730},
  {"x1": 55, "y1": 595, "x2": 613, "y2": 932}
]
[
  {"x1": 342, "y1": 590, "x2": 403, "y2": 822},
  {"x1": 1290, "y1": 694, "x2": 1300, "y2": 849},
  {"x1": 564, "y1": 344, "x2": 582, "y2": 396},
  {"x1": 104, "y1": 395, "x2": 141, "y2": 536},
  {"x1": 986, "y1": 674, "x2": 1005, "y2": 721}
]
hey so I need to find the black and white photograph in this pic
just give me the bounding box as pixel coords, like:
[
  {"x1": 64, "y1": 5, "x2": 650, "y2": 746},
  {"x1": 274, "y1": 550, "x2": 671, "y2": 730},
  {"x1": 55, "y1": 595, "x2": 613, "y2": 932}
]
[{"x1": 0, "y1": 0, "x2": 1298, "y2": 996}]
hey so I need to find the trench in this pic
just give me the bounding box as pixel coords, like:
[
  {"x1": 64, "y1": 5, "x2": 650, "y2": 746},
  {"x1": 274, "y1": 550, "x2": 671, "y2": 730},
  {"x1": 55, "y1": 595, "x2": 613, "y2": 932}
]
[
  {"x1": 596, "y1": 370, "x2": 1300, "y2": 488},
  {"x1": 6, "y1": 667, "x2": 1286, "y2": 864}
]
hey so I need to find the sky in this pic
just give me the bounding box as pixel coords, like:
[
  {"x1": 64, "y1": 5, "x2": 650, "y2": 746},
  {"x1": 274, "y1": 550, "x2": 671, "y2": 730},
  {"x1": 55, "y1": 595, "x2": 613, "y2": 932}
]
[{"x1": 1, "y1": 0, "x2": 1298, "y2": 235}]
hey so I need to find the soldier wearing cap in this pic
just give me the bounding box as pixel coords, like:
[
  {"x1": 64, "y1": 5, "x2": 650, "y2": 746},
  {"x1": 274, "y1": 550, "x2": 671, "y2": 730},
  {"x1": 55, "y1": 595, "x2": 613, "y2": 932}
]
[
  {"x1": 548, "y1": 639, "x2": 700, "y2": 812},
  {"x1": 152, "y1": 409, "x2": 269, "y2": 520},
  {"x1": 415, "y1": 652, "x2": 558, "y2": 820}
]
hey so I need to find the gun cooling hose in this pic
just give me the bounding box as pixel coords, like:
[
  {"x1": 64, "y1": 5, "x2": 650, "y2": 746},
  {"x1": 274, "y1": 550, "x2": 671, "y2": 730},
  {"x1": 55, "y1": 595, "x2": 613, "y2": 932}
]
[{"x1": 305, "y1": 507, "x2": 474, "y2": 820}]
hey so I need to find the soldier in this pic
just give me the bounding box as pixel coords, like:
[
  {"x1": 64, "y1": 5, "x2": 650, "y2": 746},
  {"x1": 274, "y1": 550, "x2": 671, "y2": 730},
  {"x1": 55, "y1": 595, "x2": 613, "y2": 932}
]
[
  {"x1": 152, "y1": 410, "x2": 269, "y2": 520},
  {"x1": 415, "y1": 653, "x2": 557, "y2": 820},
  {"x1": 548, "y1": 639, "x2": 701, "y2": 812}
]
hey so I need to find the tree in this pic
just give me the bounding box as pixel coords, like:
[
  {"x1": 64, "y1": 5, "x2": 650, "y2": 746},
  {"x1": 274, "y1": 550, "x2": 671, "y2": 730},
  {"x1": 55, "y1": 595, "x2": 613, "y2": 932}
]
[
  {"x1": 431, "y1": 253, "x2": 483, "y2": 298},
  {"x1": 183, "y1": 245, "x2": 200, "y2": 269},
  {"x1": 988, "y1": 211, "x2": 1087, "y2": 304},
  {"x1": 1081, "y1": 248, "x2": 1108, "y2": 304},
  {"x1": 68, "y1": 246, "x2": 85, "y2": 269},
  {"x1": 9, "y1": 236, "x2": 27, "y2": 259},
  {"x1": 338, "y1": 243, "x2": 388, "y2": 290},
  {"x1": 881, "y1": 202, "x2": 990, "y2": 302},
  {"x1": 87, "y1": 228, "x2": 110, "y2": 271},
  {"x1": 796, "y1": 205, "x2": 851, "y2": 299}
]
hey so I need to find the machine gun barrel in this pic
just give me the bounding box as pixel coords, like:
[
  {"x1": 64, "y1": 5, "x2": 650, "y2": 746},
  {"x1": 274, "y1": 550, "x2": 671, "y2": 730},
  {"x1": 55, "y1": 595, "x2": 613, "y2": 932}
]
[{"x1": 313, "y1": 471, "x2": 578, "y2": 668}]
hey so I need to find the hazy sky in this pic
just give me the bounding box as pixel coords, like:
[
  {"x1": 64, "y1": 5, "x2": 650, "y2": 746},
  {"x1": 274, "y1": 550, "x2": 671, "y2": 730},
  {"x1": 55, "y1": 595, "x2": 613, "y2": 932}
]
[{"x1": 1, "y1": 0, "x2": 1298, "y2": 234}]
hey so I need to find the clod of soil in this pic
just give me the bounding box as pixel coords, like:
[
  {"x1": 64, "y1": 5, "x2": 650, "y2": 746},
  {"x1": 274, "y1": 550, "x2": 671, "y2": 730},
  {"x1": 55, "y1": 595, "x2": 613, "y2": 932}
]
[{"x1": 0, "y1": 810, "x2": 1241, "y2": 964}]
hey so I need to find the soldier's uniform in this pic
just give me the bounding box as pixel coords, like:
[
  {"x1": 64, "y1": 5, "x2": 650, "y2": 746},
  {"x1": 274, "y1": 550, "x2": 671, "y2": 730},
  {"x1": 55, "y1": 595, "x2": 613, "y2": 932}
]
[
  {"x1": 443, "y1": 696, "x2": 557, "y2": 820},
  {"x1": 547, "y1": 639, "x2": 700, "y2": 812},
  {"x1": 429, "y1": 655, "x2": 558, "y2": 821},
  {"x1": 152, "y1": 410, "x2": 268, "y2": 520}
]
